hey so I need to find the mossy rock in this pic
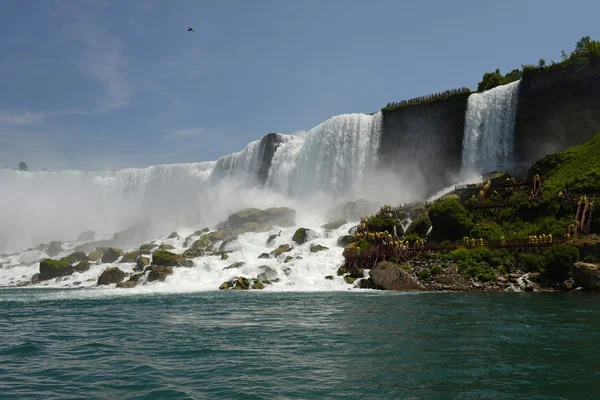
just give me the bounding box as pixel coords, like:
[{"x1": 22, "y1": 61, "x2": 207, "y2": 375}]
[
  {"x1": 182, "y1": 248, "x2": 205, "y2": 258},
  {"x1": 367, "y1": 215, "x2": 396, "y2": 233},
  {"x1": 348, "y1": 265, "x2": 364, "y2": 278},
  {"x1": 271, "y1": 244, "x2": 292, "y2": 257},
  {"x1": 262, "y1": 207, "x2": 296, "y2": 227},
  {"x1": 219, "y1": 282, "x2": 231, "y2": 290},
  {"x1": 74, "y1": 260, "x2": 91, "y2": 273},
  {"x1": 180, "y1": 259, "x2": 194, "y2": 268},
  {"x1": 252, "y1": 281, "x2": 265, "y2": 290},
  {"x1": 67, "y1": 251, "x2": 88, "y2": 262},
  {"x1": 147, "y1": 266, "x2": 173, "y2": 282},
  {"x1": 337, "y1": 265, "x2": 349, "y2": 276},
  {"x1": 242, "y1": 222, "x2": 260, "y2": 232},
  {"x1": 159, "y1": 244, "x2": 175, "y2": 251},
  {"x1": 139, "y1": 243, "x2": 157, "y2": 255},
  {"x1": 120, "y1": 250, "x2": 140, "y2": 263},
  {"x1": 258, "y1": 253, "x2": 271, "y2": 259},
  {"x1": 325, "y1": 275, "x2": 334, "y2": 280},
  {"x1": 227, "y1": 208, "x2": 264, "y2": 229},
  {"x1": 257, "y1": 266, "x2": 277, "y2": 281},
  {"x1": 292, "y1": 228, "x2": 313, "y2": 245},
  {"x1": 337, "y1": 235, "x2": 355, "y2": 247},
  {"x1": 47, "y1": 241, "x2": 64, "y2": 257},
  {"x1": 192, "y1": 236, "x2": 212, "y2": 249},
  {"x1": 116, "y1": 280, "x2": 138, "y2": 289},
  {"x1": 39, "y1": 258, "x2": 75, "y2": 280},
  {"x1": 167, "y1": 232, "x2": 179, "y2": 239},
  {"x1": 208, "y1": 230, "x2": 228, "y2": 242},
  {"x1": 321, "y1": 220, "x2": 348, "y2": 230},
  {"x1": 220, "y1": 276, "x2": 251, "y2": 290},
  {"x1": 101, "y1": 248, "x2": 124, "y2": 263},
  {"x1": 221, "y1": 253, "x2": 229, "y2": 260},
  {"x1": 151, "y1": 250, "x2": 184, "y2": 267},
  {"x1": 405, "y1": 213, "x2": 432, "y2": 237},
  {"x1": 97, "y1": 267, "x2": 125, "y2": 286},
  {"x1": 344, "y1": 276, "x2": 356, "y2": 284},
  {"x1": 134, "y1": 256, "x2": 150, "y2": 272},
  {"x1": 284, "y1": 256, "x2": 294, "y2": 263},
  {"x1": 224, "y1": 262, "x2": 245, "y2": 270},
  {"x1": 310, "y1": 244, "x2": 328, "y2": 253},
  {"x1": 88, "y1": 251, "x2": 102, "y2": 262}
]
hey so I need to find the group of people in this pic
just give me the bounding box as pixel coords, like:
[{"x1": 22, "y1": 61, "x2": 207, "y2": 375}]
[{"x1": 385, "y1": 87, "x2": 471, "y2": 109}]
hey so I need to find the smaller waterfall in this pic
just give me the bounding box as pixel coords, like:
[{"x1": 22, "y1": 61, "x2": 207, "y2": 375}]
[{"x1": 462, "y1": 80, "x2": 520, "y2": 174}]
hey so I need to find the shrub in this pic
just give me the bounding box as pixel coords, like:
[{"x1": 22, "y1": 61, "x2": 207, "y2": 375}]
[
  {"x1": 428, "y1": 198, "x2": 473, "y2": 242},
  {"x1": 542, "y1": 245, "x2": 579, "y2": 281},
  {"x1": 518, "y1": 253, "x2": 544, "y2": 272},
  {"x1": 367, "y1": 214, "x2": 396, "y2": 233},
  {"x1": 431, "y1": 265, "x2": 443, "y2": 275},
  {"x1": 419, "y1": 270, "x2": 431, "y2": 280}
]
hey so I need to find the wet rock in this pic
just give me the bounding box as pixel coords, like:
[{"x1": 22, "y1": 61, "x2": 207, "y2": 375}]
[
  {"x1": 31, "y1": 273, "x2": 40, "y2": 283},
  {"x1": 180, "y1": 259, "x2": 194, "y2": 268},
  {"x1": 321, "y1": 220, "x2": 348, "y2": 230},
  {"x1": 219, "y1": 238, "x2": 235, "y2": 252},
  {"x1": 310, "y1": 244, "x2": 329, "y2": 253},
  {"x1": 262, "y1": 207, "x2": 296, "y2": 227},
  {"x1": 97, "y1": 267, "x2": 125, "y2": 285},
  {"x1": 267, "y1": 231, "x2": 282, "y2": 245},
  {"x1": 47, "y1": 241, "x2": 64, "y2": 257},
  {"x1": 292, "y1": 228, "x2": 313, "y2": 245},
  {"x1": 252, "y1": 280, "x2": 265, "y2": 290},
  {"x1": 67, "y1": 251, "x2": 88, "y2": 262},
  {"x1": 167, "y1": 232, "x2": 179, "y2": 239},
  {"x1": 120, "y1": 250, "x2": 140, "y2": 263},
  {"x1": 151, "y1": 250, "x2": 184, "y2": 267},
  {"x1": 271, "y1": 244, "x2": 292, "y2": 257},
  {"x1": 368, "y1": 261, "x2": 424, "y2": 290},
  {"x1": 101, "y1": 248, "x2": 124, "y2": 263},
  {"x1": 258, "y1": 253, "x2": 271, "y2": 259},
  {"x1": 344, "y1": 276, "x2": 356, "y2": 284},
  {"x1": 337, "y1": 235, "x2": 355, "y2": 247},
  {"x1": 139, "y1": 243, "x2": 157, "y2": 255},
  {"x1": 182, "y1": 248, "x2": 205, "y2": 258},
  {"x1": 77, "y1": 230, "x2": 96, "y2": 242},
  {"x1": 221, "y1": 253, "x2": 229, "y2": 260},
  {"x1": 224, "y1": 262, "x2": 245, "y2": 270},
  {"x1": 571, "y1": 262, "x2": 600, "y2": 291},
  {"x1": 219, "y1": 276, "x2": 251, "y2": 290},
  {"x1": 116, "y1": 280, "x2": 137, "y2": 289},
  {"x1": 560, "y1": 278, "x2": 576, "y2": 291},
  {"x1": 39, "y1": 259, "x2": 75, "y2": 280},
  {"x1": 348, "y1": 265, "x2": 364, "y2": 279},
  {"x1": 134, "y1": 256, "x2": 150, "y2": 272},
  {"x1": 325, "y1": 275, "x2": 334, "y2": 280},
  {"x1": 147, "y1": 266, "x2": 173, "y2": 282},
  {"x1": 284, "y1": 256, "x2": 294, "y2": 263},
  {"x1": 158, "y1": 243, "x2": 175, "y2": 251},
  {"x1": 257, "y1": 266, "x2": 277, "y2": 281},
  {"x1": 74, "y1": 260, "x2": 91, "y2": 273}
]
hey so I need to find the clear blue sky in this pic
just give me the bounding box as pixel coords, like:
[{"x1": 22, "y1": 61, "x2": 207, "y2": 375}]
[{"x1": 0, "y1": 0, "x2": 598, "y2": 170}]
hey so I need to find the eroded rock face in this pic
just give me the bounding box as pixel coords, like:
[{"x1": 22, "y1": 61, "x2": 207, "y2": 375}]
[
  {"x1": 97, "y1": 267, "x2": 125, "y2": 286},
  {"x1": 572, "y1": 262, "x2": 600, "y2": 291},
  {"x1": 368, "y1": 261, "x2": 424, "y2": 290}
]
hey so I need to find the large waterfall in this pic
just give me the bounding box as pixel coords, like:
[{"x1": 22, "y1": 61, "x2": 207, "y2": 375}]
[{"x1": 462, "y1": 80, "x2": 520, "y2": 174}]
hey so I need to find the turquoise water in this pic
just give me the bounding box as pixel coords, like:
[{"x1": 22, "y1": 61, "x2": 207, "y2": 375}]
[{"x1": 1, "y1": 290, "x2": 599, "y2": 399}]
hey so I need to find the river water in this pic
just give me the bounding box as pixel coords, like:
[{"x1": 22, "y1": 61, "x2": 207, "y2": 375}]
[{"x1": 1, "y1": 290, "x2": 598, "y2": 399}]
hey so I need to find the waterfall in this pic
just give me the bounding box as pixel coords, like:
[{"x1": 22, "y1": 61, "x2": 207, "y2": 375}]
[
  {"x1": 462, "y1": 80, "x2": 520, "y2": 174},
  {"x1": 267, "y1": 112, "x2": 382, "y2": 198}
]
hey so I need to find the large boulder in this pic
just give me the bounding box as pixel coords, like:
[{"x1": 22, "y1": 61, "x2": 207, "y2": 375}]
[
  {"x1": 337, "y1": 235, "x2": 355, "y2": 247},
  {"x1": 47, "y1": 241, "x2": 63, "y2": 257},
  {"x1": 134, "y1": 256, "x2": 150, "y2": 272},
  {"x1": 321, "y1": 220, "x2": 347, "y2": 230},
  {"x1": 88, "y1": 251, "x2": 102, "y2": 262},
  {"x1": 151, "y1": 250, "x2": 185, "y2": 267},
  {"x1": 120, "y1": 250, "x2": 140, "y2": 263},
  {"x1": 66, "y1": 251, "x2": 88, "y2": 262},
  {"x1": 368, "y1": 261, "x2": 424, "y2": 290},
  {"x1": 182, "y1": 248, "x2": 205, "y2": 258},
  {"x1": 226, "y1": 207, "x2": 296, "y2": 230},
  {"x1": 116, "y1": 273, "x2": 144, "y2": 289},
  {"x1": 329, "y1": 199, "x2": 378, "y2": 222},
  {"x1": 147, "y1": 266, "x2": 173, "y2": 282},
  {"x1": 262, "y1": 207, "x2": 296, "y2": 227},
  {"x1": 97, "y1": 267, "x2": 125, "y2": 286},
  {"x1": 77, "y1": 230, "x2": 96, "y2": 242},
  {"x1": 572, "y1": 262, "x2": 600, "y2": 291},
  {"x1": 139, "y1": 243, "x2": 157, "y2": 255},
  {"x1": 101, "y1": 248, "x2": 124, "y2": 263},
  {"x1": 292, "y1": 228, "x2": 313, "y2": 245},
  {"x1": 257, "y1": 266, "x2": 278, "y2": 281},
  {"x1": 405, "y1": 213, "x2": 432, "y2": 237},
  {"x1": 270, "y1": 244, "x2": 292, "y2": 257},
  {"x1": 39, "y1": 259, "x2": 75, "y2": 280},
  {"x1": 74, "y1": 260, "x2": 91, "y2": 273}
]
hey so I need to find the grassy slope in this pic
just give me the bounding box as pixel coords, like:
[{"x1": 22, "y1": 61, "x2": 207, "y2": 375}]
[{"x1": 530, "y1": 133, "x2": 600, "y2": 194}]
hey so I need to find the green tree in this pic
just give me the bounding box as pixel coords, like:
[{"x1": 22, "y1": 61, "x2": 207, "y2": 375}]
[
  {"x1": 538, "y1": 58, "x2": 546, "y2": 68},
  {"x1": 428, "y1": 198, "x2": 473, "y2": 241}
]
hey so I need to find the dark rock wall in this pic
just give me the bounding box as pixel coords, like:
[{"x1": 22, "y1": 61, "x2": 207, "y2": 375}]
[
  {"x1": 255, "y1": 133, "x2": 285, "y2": 185},
  {"x1": 514, "y1": 59, "x2": 600, "y2": 174},
  {"x1": 379, "y1": 93, "x2": 470, "y2": 196}
]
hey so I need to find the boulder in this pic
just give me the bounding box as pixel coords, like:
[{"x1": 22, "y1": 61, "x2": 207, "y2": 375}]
[
  {"x1": 116, "y1": 272, "x2": 143, "y2": 289},
  {"x1": 262, "y1": 207, "x2": 296, "y2": 227},
  {"x1": 267, "y1": 231, "x2": 282, "y2": 245},
  {"x1": 39, "y1": 259, "x2": 75, "y2": 281},
  {"x1": 120, "y1": 250, "x2": 140, "y2": 263},
  {"x1": 167, "y1": 232, "x2": 179, "y2": 239},
  {"x1": 101, "y1": 248, "x2": 124, "y2": 263},
  {"x1": 271, "y1": 244, "x2": 292, "y2": 257},
  {"x1": 219, "y1": 276, "x2": 252, "y2": 290},
  {"x1": 159, "y1": 243, "x2": 175, "y2": 250},
  {"x1": 560, "y1": 278, "x2": 576, "y2": 291},
  {"x1": 292, "y1": 228, "x2": 313, "y2": 245},
  {"x1": 321, "y1": 220, "x2": 347, "y2": 230},
  {"x1": 147, "y1": 266, "x2": 173, "y2": 282},
  {"x1": 284, "y1": 256, "x2": 294, "y2": 263},
  {"x1": 67, "y1": 251, "x2": 88, "y2": 262},
  {"x1": 227, "y1": 208, "x2": 264, "y2": 228},
  {"x1": 344, "y1": 276, "x2": 356, "y2": 284},
  {"x1": 77, "y1": 230, "x2": 96, "y2": 242},
  {"x1": 257, "y1": 266, "x2": 278, "y2": 281},
  {"x1": 139, "y1": 243, "x2": 157, "y2": 255},
  {"x1": 74, "y1": 260, "x2": 91, "y2": 273},
  {"x1": 180, "y1": 259, "x2": 194, "y2": 268},
  {"x1": 325, "y1": 275, "x2": 334, "y2": 280},
  {"x1": 218, "y1": 238, "x2": 235, "y2": 252},
  {"x1": 47, "y1": 241, "x2": 63, "y2": 257},
  {"x1": 572, "y1": 262, "x2": 600, "y2": 291},
  {"x1": 405, "y1": 213, "x2": 432, "y2": 237},
  {"x1": 182, "y1": 248, "x2": 205, "y2": 258},
  {"x1": 151, "y1": 250, "x2": 184, "y2": 267},
  {"x1": 97, "y1": 267, "x2": 125, "y2": 286},
  {"x1": 88, "y1": 251, "x2": 102, "y2": 262},
  {"x1": 208, "y1": 231, "x2": 228, "y2": 243},
  {"x1": 368, "y1": 261, "x2": 424, "y2": 290},
  {"x1": 134, "y1": 256, "x2": 150, "y2": 272},
  {"x1": 337, "y1": 235, "x2": 355, "y2": 247},
  {"x1": 221, "y1": 253, "x2": 229, "y2": 260},
  {"x1": 224, "y1": 262, "x2": 245, "y2": 270},
  {"x1": 310, "y1": 244, "x2": 328, "y2": 253},
  {"x1": 258, "y1": 253, "x2": 271, "y2": 259},
  {"x1": 252, "y1": 280, "x2": 265, "y2": 290}
]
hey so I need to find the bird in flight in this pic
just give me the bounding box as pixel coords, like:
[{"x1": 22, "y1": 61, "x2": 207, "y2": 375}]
[{"x1": 187, "y1": 26, "x2": 195, "y2": 32}]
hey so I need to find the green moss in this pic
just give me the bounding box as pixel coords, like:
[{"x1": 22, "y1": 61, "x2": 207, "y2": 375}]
[
  {"x1": 152, "y1": 250, "x2": 184, "y2": 267},
  {"x1": 405, "y1": 213, "x2": 431, "y2": 237},
  {"x1": 310, "y1": 244, "x2": 329, "y2": 253},
  {"x1": 39, "y1": 258, "x2": 75, "y2": 280}
]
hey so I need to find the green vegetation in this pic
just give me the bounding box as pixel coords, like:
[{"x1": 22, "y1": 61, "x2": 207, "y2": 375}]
[
  {"x1": 366, "y1": 214, "x2": 396, "y2": 233},
  {"x1": 542, "y1": 244, "x2": 580, "y2": 281},
  {"x1": 530, "y1": 133, "x2": 600, "y2": 195},
  {"x1": 428, "y1": 198, "x2": 473, "y2": 241},
  {"x1": 151, "y1": 250, "x2": 184, "y2": 267},
  {"x1": 382, "y1": 90, "x2": 471, "y2": 112},
  {"x1": 477, "y1": 68, "x2": 523, "y2": 92}
]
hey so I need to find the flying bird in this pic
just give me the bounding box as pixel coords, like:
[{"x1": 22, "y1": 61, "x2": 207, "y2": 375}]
[{"x1": 187, "y1": 26, "x2": 195, "y2": 32}]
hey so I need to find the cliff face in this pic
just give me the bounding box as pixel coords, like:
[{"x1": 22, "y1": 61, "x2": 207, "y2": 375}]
[
  {"x1": 255, "y1": 133, "x2": 285, "y2": 185},
  {"x1": 379, "y1": 93, "x2": 470, "y2": 195},
  {"x1": 514, "y1": 59, "x2": 600, "y2": 174}
]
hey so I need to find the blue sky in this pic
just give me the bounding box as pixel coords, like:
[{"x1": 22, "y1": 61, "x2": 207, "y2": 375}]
[{"x1": 1, "y1": 0, "x2": 599, "y2": 170}]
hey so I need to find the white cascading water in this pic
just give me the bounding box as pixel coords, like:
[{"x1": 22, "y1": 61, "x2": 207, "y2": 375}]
[
  {"x1": 0, "y1": 112, "x2": 384, "y2": 292},
  {"x1": 267, "y1": 113, "x2": 382, "y2": 198},
  {"x1": 462, "y1": 80, "x2": 520, "y2": 174}
]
